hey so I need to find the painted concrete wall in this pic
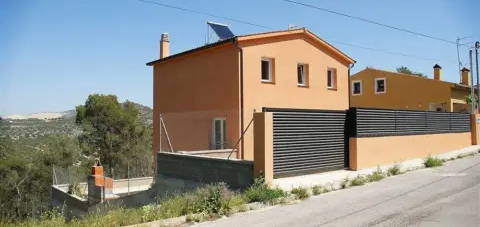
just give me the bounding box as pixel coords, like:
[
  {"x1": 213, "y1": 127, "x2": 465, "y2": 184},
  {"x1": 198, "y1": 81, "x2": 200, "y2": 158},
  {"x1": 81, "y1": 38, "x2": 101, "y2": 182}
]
[
  {"x1": 152, "y1": 43, "x2": 241, "y2": 157},
  {"x1": 253, "y1": 112, "x2": 273, "y2": 184},
  {"x1": 240, "y1": 34, "x2": 350, "y2": 160},
  {"x1": 471, "y1": 114, "x2": 480, "y2": 145},
  {"x1": 350, "y1": 68, "x2": 470, "y2": 112},
  {"x1": 349, "y1": 132, "x2": 472, "y2": 170}
]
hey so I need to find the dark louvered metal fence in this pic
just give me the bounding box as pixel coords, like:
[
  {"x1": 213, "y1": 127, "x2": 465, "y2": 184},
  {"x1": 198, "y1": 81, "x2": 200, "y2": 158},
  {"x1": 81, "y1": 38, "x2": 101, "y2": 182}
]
[
  {"x1": 348, "y1": 108, "x2": 470, "y2": 137},
  {"x1": 264, "y1": 108, "x2": 347, "y2": 177},
  {"x1": 263, "y1": 107, "x2": 469, "y2": 177}
]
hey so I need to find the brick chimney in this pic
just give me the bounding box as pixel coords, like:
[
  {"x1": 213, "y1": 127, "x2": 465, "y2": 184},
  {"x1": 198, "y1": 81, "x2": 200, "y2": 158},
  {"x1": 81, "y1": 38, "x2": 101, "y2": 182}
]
[
  {"x1": 87, "y1": 159, "x2": 115, "y2": 205},
  {"x1": 160, "y1": 33, "x2": 170, "y2": 59},
  {"x1": 461, "y1": 67, "x2": 471, "y2": 86},
  {"x1": 433, "y1": 64, "x2": 442, "y2": 80}
]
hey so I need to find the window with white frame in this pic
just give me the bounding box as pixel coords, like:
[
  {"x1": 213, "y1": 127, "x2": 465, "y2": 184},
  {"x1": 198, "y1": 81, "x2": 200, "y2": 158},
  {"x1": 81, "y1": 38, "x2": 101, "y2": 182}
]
[
  {"x1": 297, "y1": 63, "x2": 308, "y2": 86},
  {"x1": 375, "y1": 78, "x2": 386, "y2": 94},
  {"x1": 327, "y1": 68, "x2": 337, "y2": 89},
  {"x1": 261, "y1": 58, "x2": 273, "y2": 82},
  {"x1": 212, "y1": 118, "x2": 226, "y2": 149},
  {"x1": 352, "y1": 80, "x2": 362, "y2": 95}
]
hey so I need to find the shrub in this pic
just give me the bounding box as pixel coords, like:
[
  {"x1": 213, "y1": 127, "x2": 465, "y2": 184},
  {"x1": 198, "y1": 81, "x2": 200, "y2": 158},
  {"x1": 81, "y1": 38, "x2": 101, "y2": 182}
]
[
  {"x1": 67, "y1": 183, "x2": 84, "y2": 198},
  {"x1": 228, "y1": 194, "x2": 247, "y2": 209},
  {"x1": 157, "y1": 194, "x2": 190, "y2": 219},
  {"x1": 424, "y1": 156, "x2": 444, "y2": 168},
  {"x1": 186, "y1": 213, "x2": 208, "y2": 223},
  {"x1": 193, "y1": 184, "x2": 226, "y2": 214},
  {"x1": 14, "y1": 209, "x2": 67, "y2": 227},
  {"x1": 140, "y1": 204, "x2": 161, "y2": 222},
  {"x1": 311, "y1": 185, "x2": 323, "y2": 195},
  {"x1": 367, "y1": 168, "x2": 386, "y2": 182},
  {"x1": 9, "y1": 184, "x2": 242, "y2": 227},
  {"x1": 156, "y1": 183, "x2": 240, "y2": 219},
  {"x1": 290, "y1": 187, "x2": 310, "y2": 200},
  {"x1": 244, "y1": 176, "x2": 287, "y2": 204},
  {"x1": 340, "y1": 177, "x2": 350, "y2": 189},
  {"x1": 350, "y1": 175, "x2": 367, "y2": 186},
  {"x1": 387, "y1": 165, "x2": 401, "y2": 176}
]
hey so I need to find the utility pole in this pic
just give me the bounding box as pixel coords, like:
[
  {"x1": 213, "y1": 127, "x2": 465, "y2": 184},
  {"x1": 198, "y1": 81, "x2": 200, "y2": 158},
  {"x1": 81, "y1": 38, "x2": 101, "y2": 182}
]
[
  {"x1": 457, "y1": 37, "x2": 462, "y2": 80},
  {"x1": 457, "y1": 36, "x2": 472, "y2": 81},
  {"x1": 476, "y1": 41, "x2": 480, "y2": 112},
  {"x1": 470, "y1": 49, "x2": 475, "y2": 112}
]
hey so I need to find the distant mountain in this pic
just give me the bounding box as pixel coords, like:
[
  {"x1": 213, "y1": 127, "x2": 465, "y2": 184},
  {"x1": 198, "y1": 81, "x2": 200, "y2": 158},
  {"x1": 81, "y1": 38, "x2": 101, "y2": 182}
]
[
  {"x1": 2, "y1": 109, "x2": 78, "y2": 121},
  {"x1": 61, "y1": 109, "x2": 77, "y2": 119},
  {"x1": 3, "y1": 112, "x2": 67, "y2": 120},
  {"x1": 0, "y1": 102, "x2": 152, "y2": 140},
  {"x1": 130, "y1": 102, "x2": 153, "y2": 125}
]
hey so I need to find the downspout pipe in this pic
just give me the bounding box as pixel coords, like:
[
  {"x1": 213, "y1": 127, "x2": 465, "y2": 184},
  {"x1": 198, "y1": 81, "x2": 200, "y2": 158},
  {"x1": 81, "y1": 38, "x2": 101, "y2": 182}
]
[
  {"x1": 346, "y1": 63, "x2": 355, "y2": 168},
  {"x1": 348, "y1": 63, "x2": 355, "y2": 108},
  {"x1": 233, "y1": 38, "x2": 244, "y2": 160}
]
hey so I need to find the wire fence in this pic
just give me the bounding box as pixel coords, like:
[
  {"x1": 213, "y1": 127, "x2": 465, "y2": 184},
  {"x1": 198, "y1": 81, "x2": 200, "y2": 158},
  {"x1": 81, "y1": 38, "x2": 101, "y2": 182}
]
[{"x1": 53, "y1": 160, "x2": 154, "y2": 199}]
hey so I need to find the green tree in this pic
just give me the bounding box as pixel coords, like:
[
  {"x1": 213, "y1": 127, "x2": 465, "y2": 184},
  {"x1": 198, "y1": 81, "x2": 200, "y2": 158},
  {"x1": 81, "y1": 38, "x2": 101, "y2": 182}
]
[
  {"x1": 396, "y1": 66, "x2": 426, "y2": 77},
  {"x1": 0, "y1": 135, "x2": 84, "y2": 220},
  {"x1": 465, "y1": 94, "x2": 479, "y2": 104},
  {"x1": 75, "y1": 94, "x2": 152, "y2": 178}
]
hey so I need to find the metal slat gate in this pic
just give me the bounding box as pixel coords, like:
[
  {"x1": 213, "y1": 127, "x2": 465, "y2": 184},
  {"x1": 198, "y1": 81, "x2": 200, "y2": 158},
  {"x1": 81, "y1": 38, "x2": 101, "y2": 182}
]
[{"x1": 264, "y1": 108, "x2": 347, "y2": 177}]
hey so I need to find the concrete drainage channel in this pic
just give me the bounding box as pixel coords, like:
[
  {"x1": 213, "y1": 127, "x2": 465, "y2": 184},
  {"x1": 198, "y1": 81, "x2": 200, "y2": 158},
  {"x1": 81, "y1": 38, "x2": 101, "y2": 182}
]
[{"x1": 128, "y1": 147, "x2": 480, "y2": 227}]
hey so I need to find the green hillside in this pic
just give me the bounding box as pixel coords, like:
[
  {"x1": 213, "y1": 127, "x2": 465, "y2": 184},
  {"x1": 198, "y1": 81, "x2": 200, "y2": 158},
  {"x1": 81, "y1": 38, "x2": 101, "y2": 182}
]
[{"x1": 0, "y1": 102, "x2": 152, "y2": 140}]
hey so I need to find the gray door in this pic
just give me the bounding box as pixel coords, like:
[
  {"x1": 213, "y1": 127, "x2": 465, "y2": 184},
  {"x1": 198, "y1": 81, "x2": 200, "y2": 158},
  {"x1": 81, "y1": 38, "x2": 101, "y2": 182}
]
[{"x1": 265, "y1": 108, "x2": 347, "y2": 177}]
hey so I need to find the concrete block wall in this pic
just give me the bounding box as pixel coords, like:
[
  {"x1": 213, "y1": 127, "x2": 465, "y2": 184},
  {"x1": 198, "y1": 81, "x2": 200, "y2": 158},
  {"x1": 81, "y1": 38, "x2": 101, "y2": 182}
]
[{"x1": 156, "y1": 152, "x2": 254, "y2": 190}]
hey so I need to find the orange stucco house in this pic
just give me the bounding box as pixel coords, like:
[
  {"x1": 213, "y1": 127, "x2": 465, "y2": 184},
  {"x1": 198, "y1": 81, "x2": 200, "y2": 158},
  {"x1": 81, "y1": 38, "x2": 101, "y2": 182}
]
[{"x1": 147, "y1": 28, "x2": 355, "y2": 161}]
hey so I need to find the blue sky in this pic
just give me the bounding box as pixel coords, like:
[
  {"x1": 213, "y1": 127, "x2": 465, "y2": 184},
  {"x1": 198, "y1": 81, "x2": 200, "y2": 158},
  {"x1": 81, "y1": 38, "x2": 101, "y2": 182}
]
[{"x1": 1, "y1": 0, "x2": 479, "y2": 115}]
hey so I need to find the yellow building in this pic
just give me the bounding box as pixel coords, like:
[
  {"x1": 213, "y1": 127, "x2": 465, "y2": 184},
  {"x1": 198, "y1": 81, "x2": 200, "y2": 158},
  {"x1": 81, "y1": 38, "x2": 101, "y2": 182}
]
[{"x1": 350, "y1": 65, "x2": 473, "y2": 112}]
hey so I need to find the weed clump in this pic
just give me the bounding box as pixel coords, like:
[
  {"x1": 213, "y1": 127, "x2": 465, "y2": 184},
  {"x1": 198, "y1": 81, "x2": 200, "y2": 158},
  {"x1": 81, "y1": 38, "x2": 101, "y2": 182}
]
[
  {"x1": 340, "y1": 177, "x2": 350, "y2": 189},
  {"x1": 350, "y1": 175, "x2": 367, "y2": 186},
  {"x1": 290, "y1": 187, "x2": 310, "y2": 200},
  {"x1": 311, "y1": 185, "x2": 323, "y2": 195},
  {"x1": 387, "y1": 164, "x2": 401, "y2": 176},
  {"x1": 367, "y1": 168, "x2": 386, "y2": 182},
  {"x1": 243, "y1": 176, "x2": 287, "y2": 204},
  {"x1": 456, "y1": 153, "x2": 474, "y2": 159},
  {"x1": 424, "y1": 156, "x2": 444, "y2": 168}
]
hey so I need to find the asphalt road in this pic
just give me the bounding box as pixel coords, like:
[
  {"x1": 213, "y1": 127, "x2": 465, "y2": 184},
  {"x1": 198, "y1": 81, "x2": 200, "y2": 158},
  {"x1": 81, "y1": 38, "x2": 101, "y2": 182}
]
[{"x1": 197, "y1": 155, "x2": 480, "y2": 227}]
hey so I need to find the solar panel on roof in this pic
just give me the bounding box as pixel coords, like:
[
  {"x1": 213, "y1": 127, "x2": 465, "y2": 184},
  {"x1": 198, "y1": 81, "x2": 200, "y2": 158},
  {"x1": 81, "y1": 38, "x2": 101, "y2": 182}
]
[{"x1": 207, "y1": 21, "x2": 235, "y2": 40}]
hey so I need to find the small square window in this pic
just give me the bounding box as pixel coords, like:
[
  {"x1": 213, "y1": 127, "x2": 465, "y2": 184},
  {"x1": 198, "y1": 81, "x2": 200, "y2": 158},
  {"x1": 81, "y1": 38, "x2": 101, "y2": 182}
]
[
  {"x1": 352, "y1": 80, "x2": 362, "y2": 95},
  {"x1": 327, "y1": 68, "x2": 337, "y2": 89},
  {"x1": 375, "y1": 78, "x2": 386, "y2": 94},
  {"x1": 261, "y1": 58, "x2": 273, "y2": 82},
  {"x1": 297, "y1": 63, "x2": 308, "y2": 86}
]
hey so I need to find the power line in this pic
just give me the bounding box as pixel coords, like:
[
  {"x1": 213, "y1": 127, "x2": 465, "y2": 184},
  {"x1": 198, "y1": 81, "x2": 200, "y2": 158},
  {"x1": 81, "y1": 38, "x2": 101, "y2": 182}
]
[
  {"x1": 330, "y1": 40, "x2": 442, "y2": 62},
  {"x1": 461, "y1": 41, "x2": 477, "y2": 48},
  {"x1": 135, "y1": 0, "x2": 452, "y2": 62},
  {"x1": 136, "y1": 0, "x2": 273, "y2": 29},
  {"x1": 281, "y1": 0, "x2": 457, "y2": 45}
]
